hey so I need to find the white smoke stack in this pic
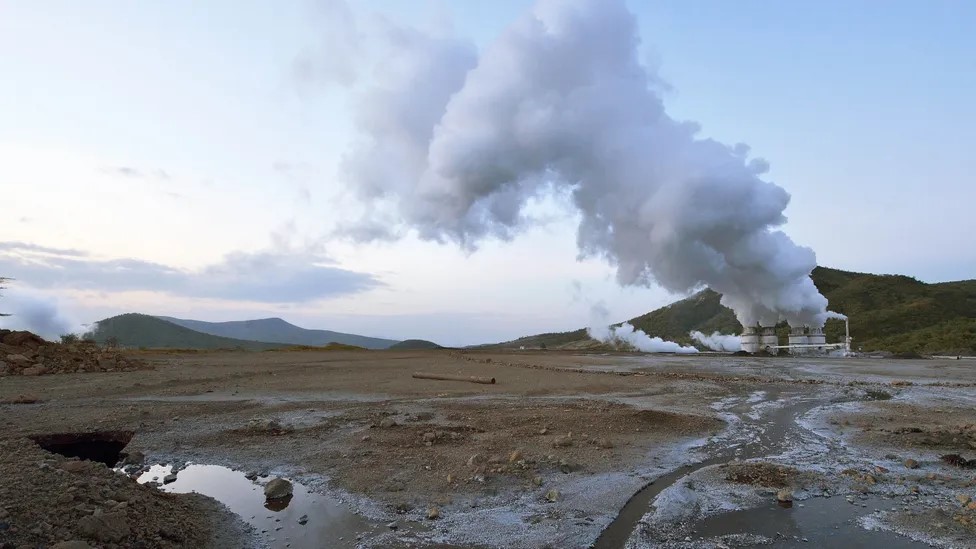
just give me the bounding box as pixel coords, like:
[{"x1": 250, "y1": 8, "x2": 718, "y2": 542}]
[
  {"x1": 690, "y1": 331, "x2": 741, "y2": 352},
  {"x1": 0, "y1": 288, "x2": 84, "y2": 341},
  {"x1": 589, "y1": 323, "x2": 698, "y2": 354},
  {"x1": 339, "y1": 0, "x2": 841, "y2": 328}
]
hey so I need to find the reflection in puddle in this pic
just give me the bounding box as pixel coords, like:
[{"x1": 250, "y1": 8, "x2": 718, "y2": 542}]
[{"x1": 135, "y1": 464, "x2": 380, "y2": 548}]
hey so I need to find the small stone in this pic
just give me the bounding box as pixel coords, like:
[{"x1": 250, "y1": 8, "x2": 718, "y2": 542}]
[
  {"x1": 956, "y1": 494, "x2": 972, "y2": 506},
  {"x1": 423, "y1": 432, "x2": 437, "y2": 443},
  {"x1": 361, "y1": 435, "x2": 371, "y2": 442},
  {"x1": 595, "y1": 438, "x2": 614, "y2": 449},
  {"x1": 967, "y1": 501, "x2": 976, "y2": 511},
  {"x1": 427, "y1": 506, "x2": 440, "y2": 520},
  {"x1": 466, "y1": 453, "x2": 485, "y2": 468},
  {"x1": 298, "y1": 514, "x2": 308, "y2": 525},
  {"x1": 386, "y1": 521, "x2": 398, "y2": 530},
  {"x1": 264, "y1": 478, "x2": 294, "y2": 500},
  {"x1": 379, "y1": 418, "x2": 397, "y2": 428},
  {"x1": 552, "y1": 434, "x2": 573, "y2": 448},
  {"x1": 532, "y1": 476, "x2": 543, "y2": 487},
  {"x1": 509, "y1": 450, "x2": 523, "y2": 463},
  {"x1": 123, "y1": 451, "x2": 145, "y2": 465},
  {"x1": 776, "y1": 488, "x2": 793, "y2": 503},
  {"x1": 77, "y1": 512, "x2": 130, "y2": 542},
  {"x1": 51, "y1": 542, "x2": 93, "y2": 549},
  {"x1": 538, "y1": 427, "x2": 548, "y2": 435},
  {"x1": 21, "y1": 365, "x2": 48, "y2": 376},
  {"x1": 162, "y1": 473, "x2": 178, "y2": 484},
  {"x1": 61, "y1": 461, "x2": 88, "y2": 473},
  {"x1": 904, "y1": 459, "x2": 920, "y2": 469},
  {"x1": 446, "y1": 474, "x2": 455, "y2": 483},
  {"x1": 545, "y1": 489, "x2": 559, "y2": 502}
]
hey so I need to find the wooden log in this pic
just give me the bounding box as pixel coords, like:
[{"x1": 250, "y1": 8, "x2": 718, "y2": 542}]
[{"x1": 412, "y1": 372, "x2": 496, "y2": 384}]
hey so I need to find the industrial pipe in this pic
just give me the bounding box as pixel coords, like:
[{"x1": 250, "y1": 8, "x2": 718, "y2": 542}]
[{"x1": 412, "y1": 372, "x2": 496, "y2": 384}]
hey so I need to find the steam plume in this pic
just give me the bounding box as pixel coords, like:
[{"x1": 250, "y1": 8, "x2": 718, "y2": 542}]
[
  {"x1": 0, "y1": 288, "x2": 84, "y2": 340},
  {"x1": 690, "y1": 331, "x2": 742, "y2": 352},
  {"x1": 341, "y1": 0, "x2": 838, "y2": 328},
  {"x1": 588, "y1": 323, "x2": 698, "y2": 354}
]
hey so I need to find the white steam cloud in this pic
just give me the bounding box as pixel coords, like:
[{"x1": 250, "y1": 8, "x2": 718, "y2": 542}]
[
  {"x1": 338, "y1": 0, "x2": 839, "y2": 328},
  {"x1": 690, "y1": 331, "x2": 742, "y2": 352},
  {"x1": 0, "y1": 288, "x2": 84, "y2": 340},
  {"x1": 588, "y1": 323, "x2": 698, "y2": 354}
]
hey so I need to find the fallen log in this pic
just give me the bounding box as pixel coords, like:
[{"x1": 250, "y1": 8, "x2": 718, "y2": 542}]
[{"x1": 412, "y1": 372, "x2": 496, "y2": 384}]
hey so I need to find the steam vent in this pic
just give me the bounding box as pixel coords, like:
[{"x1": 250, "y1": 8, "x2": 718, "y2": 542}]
[{"x1": 740, "y1": 324, "x2": 844, "y2": 355}]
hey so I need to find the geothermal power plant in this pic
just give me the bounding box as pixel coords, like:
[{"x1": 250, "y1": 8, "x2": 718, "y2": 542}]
[{"x1": 739, "y1": 318, "x2": 851, "y2": 355}]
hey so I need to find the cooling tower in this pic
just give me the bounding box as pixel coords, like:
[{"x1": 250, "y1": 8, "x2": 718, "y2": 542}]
[
  {"x1": 789, "y1": 326, "x2": 809, "y2": 355},
  {"x1": 740, "y1": 326, "x2": 760, "y2": 354},
  {"x1": 808, "y1": 326, "x2": 826, "y2": 349},
  {"x1": 760, "y1": 326, "x2": 779, "y2": 355}
]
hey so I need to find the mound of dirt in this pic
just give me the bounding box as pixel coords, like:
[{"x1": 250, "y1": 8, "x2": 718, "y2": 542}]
[
  {"x1": 725, "y1": 461, "x2": 799, "y2": 488},
  {"x1": 0, "y1": 437, "x2": 248, "y2": 547},
  {"x1": 0, "y1": 330, "x2": 149, "y2": 377}
]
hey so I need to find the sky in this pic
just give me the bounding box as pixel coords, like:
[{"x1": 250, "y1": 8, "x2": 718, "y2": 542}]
[{"x1": 1, "y1": 0, "x2": 974, "y2": 345}]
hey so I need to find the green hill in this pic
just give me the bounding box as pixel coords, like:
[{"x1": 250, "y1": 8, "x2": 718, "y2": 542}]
[
  {"x1": 387, "y1": 339, "x2": 444, "y2": 350},
  {"x1": 90, "y1": 313, "x2": 291, "y2": 350},
  {"x1": 156, "y1": 316, "x2": 398, "y2": 350},
  {"x1": 485, "y1": 267, "x2": 976, "y2": 355}
]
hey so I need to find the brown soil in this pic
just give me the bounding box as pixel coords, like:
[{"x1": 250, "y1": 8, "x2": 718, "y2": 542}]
[
  {"x1": 0, "y1": 438, "x2": 247, "y2": 548},
  {"x1": 0, "y1": 330, "x2": 148, "y2": 377},
  {"x1": 724, "y1": 461, "x2": 800, "y2": 488},
  {"x1": 835, "y1": 401, "x2": 976, "y2": 453}
]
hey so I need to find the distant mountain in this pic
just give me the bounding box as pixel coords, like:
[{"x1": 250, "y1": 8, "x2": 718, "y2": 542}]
[
  {"x1": 91, "y1": 314, "x2": 290, "y2": 350},
  {"x1": 388, "y1": 339, "x2": 444, "y2": 350},
  {"x1": 155, "y1": 316, "x2": 398, "y2": 350},
  {"x1": 485, "y1": 267, "x2": 976, "y2": 355}
]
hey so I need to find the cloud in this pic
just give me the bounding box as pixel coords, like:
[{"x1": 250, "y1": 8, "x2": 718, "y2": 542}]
[
  {"x1": 100, "y1": 166, "x2": 171, "y2": 180},
  {"x1": 0, "y1": 241, "x2": 381, "y2": 304}
]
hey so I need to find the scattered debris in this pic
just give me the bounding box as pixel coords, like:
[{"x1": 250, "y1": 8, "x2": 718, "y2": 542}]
[{"x1": 0, "y1": 330, "x2": 148, "y2": 376}]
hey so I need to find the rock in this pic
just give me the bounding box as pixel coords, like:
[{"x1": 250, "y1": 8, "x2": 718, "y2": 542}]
[
  {"x1": 957, "y1": 494, "x2": 972, "y2": 505},
  {"x1": 248, "y1": 418, "x2": 284, "y2": 432},
  {"x1": 545, "y1": 489, "x2": 559, "y2": 502},
  {"x1": 122, "y1": 451, "x2": 145, "y2": 466},
  {"x1": 427, "y1": 506, "x2": 440, "y2": 520},
  {"x1": 552, "y1": 434, "x2": 573, "y2": 448},
  {"x1": 538, "y1": 427, "x2": 548, "y2": 435},
  {"x1": 245, "y1": 471, "x2": 259, "y2": 481},
  {"x1": 298, "y1": 514, "x2": 308, "y2": 525},
  {"x1": 361, "y1": 435, "x2": 371, "y2": 442},
  {"x1": 379, "y1": 418, "x2": 397, "y2": 428},
  {"x1": 21, "y1": 365, "x2": 48, "y2": 376},
  {"x1": 904, "y1": 458, "x2": 920, "y2": 469},
  {"x1": 509, "y1": 450, "x2": 523, "y2": 462},
  {"x1": 386, "y1": 521, "x2": 398, "y2": 530},
  {"x1": 466, "y1": 453, "x2": 485, "y2": 468},
  {"x1": 967, "y1": 501, "x2": 976, "y2": 511},
  {"x1": 61, "y1": 461, "x2": 88, "y2": 473},
  {"x1": 446, "y1": 474, "x2": 455, "y2": 483},
  {"x1": 51, "y1": 542, "x2": 94, "y2": 549},
  {"x1": 77, "y1": 512, "x2": 130, "y2": 542},
  {"x1": 776, "y1": 488, "x2": 793, "y2": 503},
  {"x1": 595, "y1": 438, "x2": 614, "y2": 449},
  {"x1": 532, "y1": 476, "x2": 544, "y2": 487},
  {"x1": 264, "y1": 478, "x2": 294, "y2": 500},
  {"x1": 423, "y1": 432, "x2": 437, "y2": 443},
  {"x1": 162, "y1": 473, "x2": 178, "y2": 484},
  {"x1": 5, "y1": 354, "x2": 30, "y2": 365}
]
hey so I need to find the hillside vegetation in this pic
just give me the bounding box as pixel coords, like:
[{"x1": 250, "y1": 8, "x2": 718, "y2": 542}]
[
  {"x1": 487, "y1": 267, "x2": 976, "y2": 355},
  {"x1": 156, "y1": 316, "x2": 398, "y2": 350},
  {"x1": 387, "y1": 339, "x2": 444, "y2": 350},
  {"x1": 91, "y1": 314, "x2": 291, "y2": 351}
]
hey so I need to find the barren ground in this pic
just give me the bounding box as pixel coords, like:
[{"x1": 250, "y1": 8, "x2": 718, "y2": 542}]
[{"x1": 2, "y1": 350, "x2": 975, "y2": 548}]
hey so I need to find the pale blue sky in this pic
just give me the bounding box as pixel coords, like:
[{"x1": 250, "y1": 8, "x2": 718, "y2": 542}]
[{"x1": 1, "y1": 1, "x2": 973, "y2": 344}]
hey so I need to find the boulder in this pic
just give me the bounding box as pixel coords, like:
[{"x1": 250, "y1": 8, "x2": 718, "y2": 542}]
[
  {"x1": 776, "y1": 488, "x2": 793, "y2": 503},
  {"x1": 21, "y1": 365, "x2": 48, "y2": 376},
  {"x1": 426, "y1": 506, "x2": 440, "y2": 520},
  {"x1": 5, "y1": 354, "x2": 31, "y2": 365},
  {"x1": 264, "y1": 478, "x2": 294, "y2": 500},
  {"x1": 552, "y1": 434, "x2": 573, "y2": 448}
]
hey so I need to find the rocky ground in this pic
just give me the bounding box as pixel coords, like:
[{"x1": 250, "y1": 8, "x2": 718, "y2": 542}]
[
  {"x1": 1, "y1": 347, "x2": 974, "y2": 548},
  {"x1": 0, "y1": 330, "x2": 148, "y2": 378}
]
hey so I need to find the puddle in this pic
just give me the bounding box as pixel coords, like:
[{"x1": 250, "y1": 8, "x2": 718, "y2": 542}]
[
  {"x1": 31, "y1": 430, "x2": 134, "y2": 466},
  {"x1": 594, "y1": 392, "x2": 928, "y2": 548},
  {"x1": 135, "y1": 464, "x2": 382, "y2": 548},
  {"x1": 695, "y1": 495, "x2": 924, "y2": 547}
]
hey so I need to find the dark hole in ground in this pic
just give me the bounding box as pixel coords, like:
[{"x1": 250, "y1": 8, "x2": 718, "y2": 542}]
[{"x1": 30, "y1": 430, "x2": 134, "y2": 466}]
